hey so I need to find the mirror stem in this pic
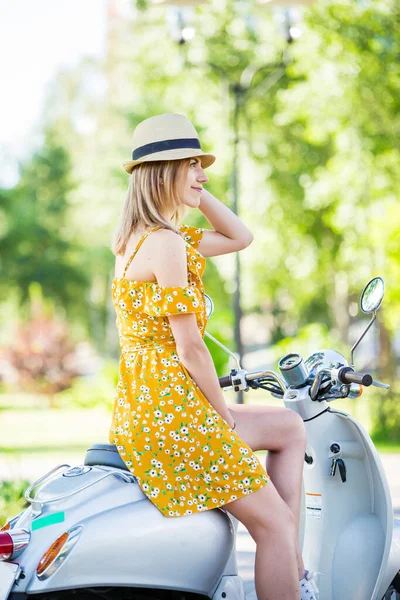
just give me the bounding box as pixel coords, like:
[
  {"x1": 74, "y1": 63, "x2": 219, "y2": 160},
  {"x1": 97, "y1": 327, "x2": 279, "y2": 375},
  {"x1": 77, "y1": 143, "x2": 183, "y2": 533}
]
[
  {"x1": 204, "y1": 331, "x2": 241, "y2": 370},
  {"x1": 350, "y1": 312, "x2": 376, "y2": 368}
]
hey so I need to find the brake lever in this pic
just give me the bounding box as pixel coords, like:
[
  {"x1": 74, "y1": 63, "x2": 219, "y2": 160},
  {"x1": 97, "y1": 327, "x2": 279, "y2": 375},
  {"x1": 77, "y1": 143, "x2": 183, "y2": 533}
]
[{"x1": 372, "y1": 379, "x2": 390, "y2": 390}]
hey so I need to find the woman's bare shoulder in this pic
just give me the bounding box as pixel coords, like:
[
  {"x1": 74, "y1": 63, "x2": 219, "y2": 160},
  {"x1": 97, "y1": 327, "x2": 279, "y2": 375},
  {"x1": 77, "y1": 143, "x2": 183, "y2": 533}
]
[
  {"x1": 150, "y1": 228, "x2": 188, "y2": 287},
  {"x1": 150, "y1": 227, "x2": 186, "y2": 251}
]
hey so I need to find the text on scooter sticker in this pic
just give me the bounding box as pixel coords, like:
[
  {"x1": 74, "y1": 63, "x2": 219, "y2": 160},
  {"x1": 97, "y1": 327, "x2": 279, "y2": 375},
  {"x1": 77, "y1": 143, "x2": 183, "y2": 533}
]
[{"x1": 306, "y1": 493, "x2": 322, "y2": 519}]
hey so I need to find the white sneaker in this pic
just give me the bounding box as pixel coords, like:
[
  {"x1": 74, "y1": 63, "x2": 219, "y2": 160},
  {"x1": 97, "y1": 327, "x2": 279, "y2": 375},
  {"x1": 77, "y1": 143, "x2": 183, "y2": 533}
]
[{"x1": 299, "y1": 570, "x2": 319, "y2": 600}]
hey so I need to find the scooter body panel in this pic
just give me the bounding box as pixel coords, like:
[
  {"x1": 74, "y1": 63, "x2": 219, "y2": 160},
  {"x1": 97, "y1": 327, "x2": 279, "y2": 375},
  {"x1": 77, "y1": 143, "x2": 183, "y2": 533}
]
[
  {"x1": 285, "y1": 388, "x2": 395, "y2": 600},
  {"x1": 11, "y1": 466, "x2": 235, "y2": 596},
  {"x1": 26, "y1": 500, "x2": 234, "y2": 595}
]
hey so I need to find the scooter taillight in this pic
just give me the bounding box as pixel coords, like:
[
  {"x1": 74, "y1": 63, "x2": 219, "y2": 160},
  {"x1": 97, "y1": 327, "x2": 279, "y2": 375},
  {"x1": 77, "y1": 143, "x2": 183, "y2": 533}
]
[
  {"x1": 0, "y1": 532, "x2": 13, "y2": 560},
  {"x1": 0, "y1": 529, "x2": 30, "y2": 561}
]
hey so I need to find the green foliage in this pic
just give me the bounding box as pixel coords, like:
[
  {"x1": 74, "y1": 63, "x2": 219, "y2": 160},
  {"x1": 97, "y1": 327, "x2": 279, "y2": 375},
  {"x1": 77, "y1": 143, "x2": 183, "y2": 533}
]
[
  {"x1": 371, "y1": 386, "x2": 400, "y2": 444},
  {"x1": 0, "y1": 130, "x2": 89, "y2": 320},
  {"x1": 246, "y1": 0, "x2": 400, "y2": 342},
  {"x1": 271, "y1": 322, "x2": 348, "y2": 366},
  {"x1": 0, "y1": 481, "x2": 29, "y2": 527},
  {"x1": 203, "y1": 275, "x2": 233, "y2": 377}
]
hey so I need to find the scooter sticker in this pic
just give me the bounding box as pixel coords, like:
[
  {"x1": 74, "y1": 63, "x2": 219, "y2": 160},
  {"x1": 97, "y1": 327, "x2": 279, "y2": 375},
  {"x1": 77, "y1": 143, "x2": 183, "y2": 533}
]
[
  {"x1": 31, "y1": 512, "x2": 65, "y2": 531},
  {"x1": 306, "y1": 493, "x2": 322, "y2": 519}
]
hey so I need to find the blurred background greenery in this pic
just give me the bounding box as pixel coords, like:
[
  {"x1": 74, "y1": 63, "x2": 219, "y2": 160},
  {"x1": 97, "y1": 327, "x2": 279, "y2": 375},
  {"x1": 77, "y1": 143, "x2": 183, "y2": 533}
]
[{"x1": 1, "y1": 0, "x2": 399, "y2": 522}]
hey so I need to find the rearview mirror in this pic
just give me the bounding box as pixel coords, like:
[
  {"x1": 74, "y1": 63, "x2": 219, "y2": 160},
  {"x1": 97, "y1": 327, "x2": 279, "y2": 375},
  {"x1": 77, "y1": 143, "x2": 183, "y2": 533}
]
[
  {"x1": 205, "y1": 294, "x2": 214, "y2": 320},
  {"x1": 350, "y1": 276, "x2": 385, "y2": 368},
  {"x1": 360, "y1": 277, "x2": 385, "y2": 314}
]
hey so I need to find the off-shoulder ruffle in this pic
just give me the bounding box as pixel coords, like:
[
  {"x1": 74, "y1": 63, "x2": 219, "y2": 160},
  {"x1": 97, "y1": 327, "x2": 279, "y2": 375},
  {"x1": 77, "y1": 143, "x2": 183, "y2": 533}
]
[
  {"x1": 178, "y1": 223, "x2": 204, "y2": 251},
  {"x1": 116, "y1": 282, "x2": 204, "y2": 317}
]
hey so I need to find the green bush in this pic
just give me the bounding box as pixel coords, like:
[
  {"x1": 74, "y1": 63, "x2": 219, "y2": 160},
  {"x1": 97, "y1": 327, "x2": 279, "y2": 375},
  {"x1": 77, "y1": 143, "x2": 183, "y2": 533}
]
[
  {"x1": 0, "y1": 481, "x2": 29, "y2": 527},
  {"x1": 371, "y1": 384, "x2": 400, "y2": 445}
]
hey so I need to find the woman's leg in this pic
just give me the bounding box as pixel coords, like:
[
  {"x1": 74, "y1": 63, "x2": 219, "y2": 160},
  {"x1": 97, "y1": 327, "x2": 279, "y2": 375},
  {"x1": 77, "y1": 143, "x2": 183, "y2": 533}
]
[
  {"x1": 227, "y1": 404, "x2": 307, "y2": 579},
  {"x1": 223, "y1": 480, "x2": 300, "y2": 600}
]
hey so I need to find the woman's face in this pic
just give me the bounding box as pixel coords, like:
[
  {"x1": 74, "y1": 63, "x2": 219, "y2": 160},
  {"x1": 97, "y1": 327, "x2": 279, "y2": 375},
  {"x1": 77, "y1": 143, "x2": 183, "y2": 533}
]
[{"x1": 179, "y1": 157, "x2": 209, "y2": 208}]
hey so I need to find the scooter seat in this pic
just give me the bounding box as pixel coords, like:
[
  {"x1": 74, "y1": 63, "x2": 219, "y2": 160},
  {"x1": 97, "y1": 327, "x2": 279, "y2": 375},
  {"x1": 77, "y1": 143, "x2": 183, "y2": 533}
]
[{"x1": 84, "y1": 443, "x2": 130, "y2": 472}]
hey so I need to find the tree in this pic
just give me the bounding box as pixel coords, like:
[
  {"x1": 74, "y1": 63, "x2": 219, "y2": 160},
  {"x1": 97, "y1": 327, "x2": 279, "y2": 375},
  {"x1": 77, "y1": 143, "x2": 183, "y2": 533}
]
[{"x1": 0, "y1": 129, "x2": 89, "y2": 325}]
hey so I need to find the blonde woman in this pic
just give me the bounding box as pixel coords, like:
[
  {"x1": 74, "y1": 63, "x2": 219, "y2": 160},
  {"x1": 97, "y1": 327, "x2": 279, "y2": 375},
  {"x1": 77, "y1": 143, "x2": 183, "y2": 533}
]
[{"x1": 110, "y1": 114, "x2": 318, "y2": 600}]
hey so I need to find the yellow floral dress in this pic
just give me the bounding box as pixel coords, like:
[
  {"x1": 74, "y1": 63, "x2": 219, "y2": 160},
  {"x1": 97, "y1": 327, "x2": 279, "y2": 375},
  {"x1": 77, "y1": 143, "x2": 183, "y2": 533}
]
[{"x1": 109, "y1": 223, "x2": 269, "y2": 518}]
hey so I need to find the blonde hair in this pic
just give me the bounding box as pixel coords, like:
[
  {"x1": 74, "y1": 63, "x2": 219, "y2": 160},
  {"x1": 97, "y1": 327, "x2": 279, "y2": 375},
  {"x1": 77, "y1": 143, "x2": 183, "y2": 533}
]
[{"x1": 112, "y1": 159, "x2": 190, "y2": 255}]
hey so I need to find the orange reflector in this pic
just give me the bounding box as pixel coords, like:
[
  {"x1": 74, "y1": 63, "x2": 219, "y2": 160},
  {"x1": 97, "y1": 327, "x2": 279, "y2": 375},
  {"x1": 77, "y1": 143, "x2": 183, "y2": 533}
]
[
  {"x1": 348, "y1": 384, "x2": 363, "y2": 399},
  {"x1": 36, "y1": 532, "x2": 69, "y2": 576},
  {"x1": 0, "y1": 522, "x2": 11, "y2": 532}
]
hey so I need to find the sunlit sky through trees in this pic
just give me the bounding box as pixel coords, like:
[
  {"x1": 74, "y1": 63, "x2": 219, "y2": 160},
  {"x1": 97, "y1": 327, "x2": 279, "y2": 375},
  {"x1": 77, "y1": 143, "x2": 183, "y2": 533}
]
[{"x1": 0, "y1": 0, "x2": 108, "y2": 187}]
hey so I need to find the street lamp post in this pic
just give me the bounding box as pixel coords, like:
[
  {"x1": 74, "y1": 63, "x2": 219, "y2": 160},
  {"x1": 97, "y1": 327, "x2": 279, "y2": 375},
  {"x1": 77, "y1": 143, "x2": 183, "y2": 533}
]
[
  {"x1": 231, "y1": 83, "x2": 243, "y2": 401},
  {"x1": 228, "y1": 68, "x2": 286, "y2": 404}
]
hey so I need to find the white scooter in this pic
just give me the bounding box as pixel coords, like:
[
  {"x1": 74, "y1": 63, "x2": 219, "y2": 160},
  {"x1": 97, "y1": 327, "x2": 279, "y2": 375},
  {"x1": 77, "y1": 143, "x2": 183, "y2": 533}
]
[{"x1": 0, "y1": 277, "x2": 399, "y2": 600}]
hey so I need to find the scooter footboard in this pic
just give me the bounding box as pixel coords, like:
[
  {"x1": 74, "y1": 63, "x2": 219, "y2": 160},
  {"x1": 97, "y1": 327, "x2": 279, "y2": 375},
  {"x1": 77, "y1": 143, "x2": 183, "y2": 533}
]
[{"x1": 332, "y1": 514, "x2": 384, "y2": 600}]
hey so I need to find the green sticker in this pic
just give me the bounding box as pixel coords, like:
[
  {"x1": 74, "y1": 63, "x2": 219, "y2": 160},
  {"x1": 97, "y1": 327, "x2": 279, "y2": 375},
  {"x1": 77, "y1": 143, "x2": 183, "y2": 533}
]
[{"x1": 32, "y1": 512, "x2": 65, "y2": 531}]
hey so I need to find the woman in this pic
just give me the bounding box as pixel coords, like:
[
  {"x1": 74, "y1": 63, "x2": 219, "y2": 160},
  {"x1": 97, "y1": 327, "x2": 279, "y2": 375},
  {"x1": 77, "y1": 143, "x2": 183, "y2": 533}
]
[{"x1": 109, "y1": 113, "x2": 318, "y2": 600}]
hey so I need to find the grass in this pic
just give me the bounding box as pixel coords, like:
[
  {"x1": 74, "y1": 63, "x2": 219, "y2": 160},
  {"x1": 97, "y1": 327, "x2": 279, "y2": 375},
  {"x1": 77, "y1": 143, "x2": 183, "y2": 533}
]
[{"x1": 0, "y1": 403, "x2": 111, "y2": 450}]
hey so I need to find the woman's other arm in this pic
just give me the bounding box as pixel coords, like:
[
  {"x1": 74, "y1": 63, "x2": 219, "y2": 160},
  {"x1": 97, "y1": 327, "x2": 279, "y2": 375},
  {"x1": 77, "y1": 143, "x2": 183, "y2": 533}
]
[{"x1": 150, "y1": 230, "x2": 235, "y2": 428}]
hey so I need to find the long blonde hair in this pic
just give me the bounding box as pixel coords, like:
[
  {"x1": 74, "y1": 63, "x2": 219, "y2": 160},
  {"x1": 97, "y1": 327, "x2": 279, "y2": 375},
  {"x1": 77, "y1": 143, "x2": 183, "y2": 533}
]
[{"x1": 112, "y1": 159, "x2": 190, "y2": 255}]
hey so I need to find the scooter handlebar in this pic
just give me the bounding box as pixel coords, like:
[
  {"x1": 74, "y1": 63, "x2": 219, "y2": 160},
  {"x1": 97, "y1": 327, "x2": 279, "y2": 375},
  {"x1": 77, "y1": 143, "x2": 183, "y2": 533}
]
[
  {"x1": 218, "y1": 369, "x2": 287, "y2": 393},
  {"x1": 219, "y1": 375, "x2": 232, "y2": 388},
  {"x1": 337, "y1": 367, "x2": 373, "y2": 387}
]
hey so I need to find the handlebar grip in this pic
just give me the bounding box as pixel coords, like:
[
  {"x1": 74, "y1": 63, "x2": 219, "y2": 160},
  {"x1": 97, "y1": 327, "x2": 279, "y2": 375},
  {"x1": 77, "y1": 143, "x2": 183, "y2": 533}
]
[
  {"x1": 338, "y1": 367, "x2": 373, "y2": 387},
  {"x1": 219, "y1": 375, "x2": 232, "y2": 388}
]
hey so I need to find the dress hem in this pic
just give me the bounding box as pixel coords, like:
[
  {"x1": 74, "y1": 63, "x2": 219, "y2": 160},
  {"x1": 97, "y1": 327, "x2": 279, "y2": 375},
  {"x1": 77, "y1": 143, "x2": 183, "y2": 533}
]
[{"x1": 131, "y1": 467, "x2": 270, "y2": 518}]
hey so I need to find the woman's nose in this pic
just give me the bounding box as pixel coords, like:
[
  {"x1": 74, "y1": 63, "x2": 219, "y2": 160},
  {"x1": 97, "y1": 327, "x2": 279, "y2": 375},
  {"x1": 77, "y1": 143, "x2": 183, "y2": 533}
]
[{"x1": 198, "y1": 169, "x2": 208, "y2": 183}]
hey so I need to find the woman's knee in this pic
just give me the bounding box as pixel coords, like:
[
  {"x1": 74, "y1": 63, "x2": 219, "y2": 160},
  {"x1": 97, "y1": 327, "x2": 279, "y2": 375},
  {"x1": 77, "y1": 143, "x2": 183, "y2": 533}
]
[
  {"x1": 224, "y1": 484, "x2": 296, "y2": 542},
  {"x1": 250, "y1": 501, "x2": 296, "y2": 543},
  {"x1": 285, "y1": 409, "x2": 306, "y2": 446}
]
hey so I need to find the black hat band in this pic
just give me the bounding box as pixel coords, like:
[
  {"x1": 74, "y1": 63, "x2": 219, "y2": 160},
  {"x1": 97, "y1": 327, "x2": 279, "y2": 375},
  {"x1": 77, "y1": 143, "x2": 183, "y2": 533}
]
[{"x1": 132, "y1": 138, "x2": 201, "y2": 161}]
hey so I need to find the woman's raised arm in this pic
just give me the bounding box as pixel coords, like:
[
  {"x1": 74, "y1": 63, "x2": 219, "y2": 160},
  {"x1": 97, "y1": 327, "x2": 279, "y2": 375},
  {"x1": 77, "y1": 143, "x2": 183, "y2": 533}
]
[{"x1": 197, "y1": 189, "x2": 254, "y2": 258}]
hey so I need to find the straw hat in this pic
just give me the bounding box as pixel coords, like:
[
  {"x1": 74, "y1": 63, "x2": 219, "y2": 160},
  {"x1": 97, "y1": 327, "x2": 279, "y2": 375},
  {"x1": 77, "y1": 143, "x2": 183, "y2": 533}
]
[{"x1": 123, "y1": 113, "x2": 216, "y2": 174}]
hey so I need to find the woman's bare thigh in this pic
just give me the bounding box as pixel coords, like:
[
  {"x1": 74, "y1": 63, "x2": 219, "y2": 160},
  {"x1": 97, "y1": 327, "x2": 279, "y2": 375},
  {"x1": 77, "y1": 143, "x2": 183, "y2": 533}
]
[{"x1": 226, "y1": 403, "x2": 305, "y2": 453}]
